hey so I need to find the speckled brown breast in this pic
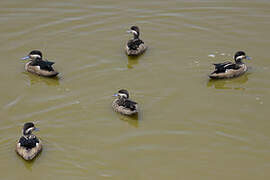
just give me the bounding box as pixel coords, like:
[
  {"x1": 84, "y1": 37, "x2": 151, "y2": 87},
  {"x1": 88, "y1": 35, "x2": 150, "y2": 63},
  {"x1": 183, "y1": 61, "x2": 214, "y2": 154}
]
[{"x1": 112, "y1": 99, "x2": 138, "y2": 115}]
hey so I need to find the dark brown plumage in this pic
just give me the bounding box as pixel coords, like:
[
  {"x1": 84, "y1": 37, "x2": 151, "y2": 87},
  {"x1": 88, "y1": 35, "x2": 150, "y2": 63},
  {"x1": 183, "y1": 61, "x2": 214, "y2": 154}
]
[
  {"x1": 21, "y1": 50, "x2": 59, "y2": 77},
  {"x1": 125, "y1": 26, "x2": 147, "y2": 56},
  {"x1": 112, "y1": 89, "x2": 138, "y2": 116},
  {"x1": 209, "y1": 51, "x2": 251, "y2": 79},
  {"x1": 16, "y1": 122, "x2": 42, "y2": 161}
]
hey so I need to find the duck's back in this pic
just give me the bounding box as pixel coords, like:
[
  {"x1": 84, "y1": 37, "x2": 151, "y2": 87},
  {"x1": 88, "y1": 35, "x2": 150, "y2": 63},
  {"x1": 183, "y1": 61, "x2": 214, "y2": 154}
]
[
  {"x1": 19, "y1": 136, "x2": 39, "y2": 149},
  {"x1": 112, "y1": 99, "x2": 138, "y2": 115},
  {"x1": 31, "y1": 60, "x2": 55, "y2": 71},
  {"x1": 121, "y1": 99, "x2": 137, "y2": 111},
  {"x1": 16, "y1": 136, "x2": 42, "y2": 160},
  {"x1": 210, "y1": 63, "x2": 247, "y2": 79},
  {"x1": 25, "y1": 61, "x2": 58, "y2": 77},
  {"x1": 127, "y1": 39, "x2": 144, "y2": 50},
  {"x1": 126, "y1": 39, "x2": 147, "y2": 56}
]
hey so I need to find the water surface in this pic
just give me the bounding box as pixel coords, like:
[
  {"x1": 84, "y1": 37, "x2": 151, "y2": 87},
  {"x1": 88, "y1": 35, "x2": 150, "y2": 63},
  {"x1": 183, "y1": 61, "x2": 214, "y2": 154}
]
[{"x1": 0, "y1": 0, "x2": 270, "y2": 179}]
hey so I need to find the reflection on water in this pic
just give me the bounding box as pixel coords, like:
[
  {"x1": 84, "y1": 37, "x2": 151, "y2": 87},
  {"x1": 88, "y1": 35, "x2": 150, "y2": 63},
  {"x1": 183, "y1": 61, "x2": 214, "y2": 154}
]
[
  {"x1": 23, "y1": 72, "x2": 60, "y2": 86},
  {"x1": 126, "y1": 49, "x2": 148, "y2": 69},
  {"x1": 117, "y1": 113, "x2": 139, "y2": 128},
  {"x1": 127, "y1": 56, "x2": 139, "y2": 69},
  {"x1": 1, "y1": 0, "x2": 270, "y2": 179},
  {"x1": 207, "y1": 73, "x2": 249, "y2": 90},
  {"x1": 21, "y1": 152, "x2": 42, "y2": 171}
]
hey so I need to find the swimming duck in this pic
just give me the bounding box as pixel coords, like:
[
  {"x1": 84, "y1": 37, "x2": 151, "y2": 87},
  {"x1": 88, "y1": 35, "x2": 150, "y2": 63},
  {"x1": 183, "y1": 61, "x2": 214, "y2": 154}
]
[
  {"x1": 125, "y1": 26, "x2": 147, "y2": 56},
  {"x1": 209, "y1": 51, "x2": 251, "y2": 79},
  {"x1": 16, "y1": 122, "x2": 42, "y2": 161},
  {"x1": 112, "y1": 89, "x2": 138, "y2": 115},
  {"x1": 21, "y1": 50, "x2": 59, "y2": 77}
]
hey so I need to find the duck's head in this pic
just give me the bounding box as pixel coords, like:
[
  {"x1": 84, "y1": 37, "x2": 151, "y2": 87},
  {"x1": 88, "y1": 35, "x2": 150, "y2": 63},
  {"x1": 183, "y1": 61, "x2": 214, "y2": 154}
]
[
  {"x1": 114, "y1": 89, "x2": 129, "y2": 99},
  {"x1": 127, "y1": 26, "x2": 140, "y2": 39},
  {"x1": 21, "y1": 50, "x2": 43, "y2": 61},
  {"x1": 234, "y1": 51, "x2": 251, "y2": 63},
  {"x1": 22, "y1": 122, "x2": 39, "y2": 136}
]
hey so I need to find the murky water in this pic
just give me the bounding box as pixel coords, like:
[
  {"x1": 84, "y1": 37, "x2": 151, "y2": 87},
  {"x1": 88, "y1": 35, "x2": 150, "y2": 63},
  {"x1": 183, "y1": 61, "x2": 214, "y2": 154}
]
[{"x1": 0, "y1": 0, "x2": 270, "y2": 179}]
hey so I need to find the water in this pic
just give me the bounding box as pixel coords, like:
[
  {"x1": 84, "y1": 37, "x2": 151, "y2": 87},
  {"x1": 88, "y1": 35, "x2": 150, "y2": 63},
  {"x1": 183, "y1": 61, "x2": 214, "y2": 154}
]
[{"x1": 0, "y1": 0, "x2": 270, "y2": 179}]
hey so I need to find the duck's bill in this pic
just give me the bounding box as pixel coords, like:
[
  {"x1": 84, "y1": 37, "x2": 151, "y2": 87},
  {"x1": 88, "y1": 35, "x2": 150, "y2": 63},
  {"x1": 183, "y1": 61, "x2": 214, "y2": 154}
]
[
  {"x1": 127, "y1": 30, "x2": 132, "y2": 33},
  {"x1": 246, "y1": 56, "x2": 251, "y2": 60},
  {"x1": 113, "y1": 93, "x2": 119, "y2": 97},
  {"x1": 34, "y1": 128, "x2": 40, "y2": 131},
  {"x1": 21, "y1": 56, "x2": 30, "y2": 60}
]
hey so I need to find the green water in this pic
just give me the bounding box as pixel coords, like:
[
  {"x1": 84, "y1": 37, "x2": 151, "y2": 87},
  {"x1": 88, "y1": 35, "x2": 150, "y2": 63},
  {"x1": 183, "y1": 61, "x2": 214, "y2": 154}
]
[{"x1": 0, "y1": 0, "x2": 269, "y2": 179}]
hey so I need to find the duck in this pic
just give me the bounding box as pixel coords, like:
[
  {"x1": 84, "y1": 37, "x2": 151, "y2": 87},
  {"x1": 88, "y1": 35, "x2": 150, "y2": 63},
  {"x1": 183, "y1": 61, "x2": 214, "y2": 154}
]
[
  {"x1": 16, "y1": 122, "x2": 42, "y2": 161},
  {"x1": 125, "y1": 26, "x2": 147, "y2": 56},
  {"x1": 112, "y1": 89, "x2": 138, "y2": 115},
  {"x1": 21, "y1": 50, "x2": 59, "y2": 77},
  {"x1": 209, "y1": 51, "x2": 251, "y2": 79}
]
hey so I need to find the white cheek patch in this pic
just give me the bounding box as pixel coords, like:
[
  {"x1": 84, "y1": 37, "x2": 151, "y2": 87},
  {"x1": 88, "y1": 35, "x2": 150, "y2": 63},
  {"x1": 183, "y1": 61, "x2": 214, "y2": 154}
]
[
  {"x1": 236, "y1": 55, "x2": 245, "y2": 61},
  {"x1": 30, "y1": 54, "x2": 41, "y2": 59},
  {"x1": 119, "y1": 93, "x2": 128, "y2": 98},
  {"x1": 25, "y1": 127, "x2": 35, "y2": 134},
  {"x1": 131, "y1": 30, "x2": 138, "y2": 35}
]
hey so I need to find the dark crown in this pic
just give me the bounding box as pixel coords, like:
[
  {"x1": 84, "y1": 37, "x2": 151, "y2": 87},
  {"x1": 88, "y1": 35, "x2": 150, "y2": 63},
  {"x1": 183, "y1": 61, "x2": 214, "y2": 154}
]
[
  {"x1": 130, "y1": 26, "x2": 140, "y2": 38},
  {"x1": 29, "y1": 50, "x2": 43, "y2": 58},
  {"x1": 118, "y1": 89, "x2": 129, "y2": 98},
  {"x1": 23, "y1": 122, "x2": 35, "y2": 135},
  {"x1": 234, "y1": 51, "x2": 246, "y2": 60}
]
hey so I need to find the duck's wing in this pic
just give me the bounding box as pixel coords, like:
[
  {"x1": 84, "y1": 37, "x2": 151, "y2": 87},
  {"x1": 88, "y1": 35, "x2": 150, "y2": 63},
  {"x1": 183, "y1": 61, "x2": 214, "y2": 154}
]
[
  {"x1": 19, "y1": 136, "x2": 40, "y2": 149},
  {"x1": 212, "y1": 61, "x2": 240, "y2": 73},
  {"x1": 122, "y1": 99, "x2": 137, "y2": 111},
  {"x1": 127, "y1": 39, "x2": 144, "y2": 50},
  {"x1": 213, "y1": 61, "x2": 231, "y2": 69},
  {"x1": 35, "y1": 60, "x2": 55, "y2": 71},
  {"x1": 45, "y1": 60, "x2": 55, "y2": 66}
]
